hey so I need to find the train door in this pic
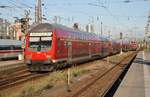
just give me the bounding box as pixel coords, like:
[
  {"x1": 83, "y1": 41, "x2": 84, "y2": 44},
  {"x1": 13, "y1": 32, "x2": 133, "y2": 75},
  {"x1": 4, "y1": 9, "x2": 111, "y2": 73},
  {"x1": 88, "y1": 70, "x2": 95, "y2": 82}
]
[{"x1": 67, "y1": 41, "x2": 72, "y2": 64}]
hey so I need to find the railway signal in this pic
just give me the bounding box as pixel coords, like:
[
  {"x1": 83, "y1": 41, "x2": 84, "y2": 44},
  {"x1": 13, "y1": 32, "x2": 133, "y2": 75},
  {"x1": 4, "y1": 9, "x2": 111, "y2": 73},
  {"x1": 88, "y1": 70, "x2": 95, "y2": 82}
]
[
  {"x1": 20, "y1": 18, "x2": 27, "y2": 34},
  {"x1": 20, "y1": 10, "x2": 30, "y2": 34},
  {"x1": 20, "y1": 18, "x2": 29, "y2": 34}
]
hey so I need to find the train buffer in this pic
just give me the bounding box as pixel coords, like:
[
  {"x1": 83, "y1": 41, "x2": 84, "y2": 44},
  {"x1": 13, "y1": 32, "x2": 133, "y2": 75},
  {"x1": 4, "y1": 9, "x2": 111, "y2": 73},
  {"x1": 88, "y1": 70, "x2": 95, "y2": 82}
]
[{"x1": 113, "y1": 51, "x2": 150, "y2": 97}]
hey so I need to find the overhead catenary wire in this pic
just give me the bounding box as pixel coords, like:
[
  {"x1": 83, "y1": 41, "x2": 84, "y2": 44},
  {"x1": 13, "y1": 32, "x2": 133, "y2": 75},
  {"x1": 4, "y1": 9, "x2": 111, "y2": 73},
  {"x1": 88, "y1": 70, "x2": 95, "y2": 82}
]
[{"x1": 8, "y1": 0, "x2": 33, "y2": 9}]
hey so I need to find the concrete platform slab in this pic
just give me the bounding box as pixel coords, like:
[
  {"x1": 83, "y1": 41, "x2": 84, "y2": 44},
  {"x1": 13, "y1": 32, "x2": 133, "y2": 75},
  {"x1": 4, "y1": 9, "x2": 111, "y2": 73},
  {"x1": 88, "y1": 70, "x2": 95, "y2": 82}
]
[{"x1": 113, "y1": 51, "x2": 150, "y2": 97}]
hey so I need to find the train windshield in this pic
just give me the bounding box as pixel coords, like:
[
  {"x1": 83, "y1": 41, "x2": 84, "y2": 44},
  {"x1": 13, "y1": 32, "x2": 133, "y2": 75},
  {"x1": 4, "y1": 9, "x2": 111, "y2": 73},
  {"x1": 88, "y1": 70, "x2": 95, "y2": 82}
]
[{"x1": 28, "y1": 32, "x2": 52, "y2": 51}]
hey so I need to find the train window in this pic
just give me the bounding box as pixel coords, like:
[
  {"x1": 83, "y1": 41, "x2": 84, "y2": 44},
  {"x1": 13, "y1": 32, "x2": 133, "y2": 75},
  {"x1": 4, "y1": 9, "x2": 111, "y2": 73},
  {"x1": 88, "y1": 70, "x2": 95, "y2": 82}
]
[
  {"x1": 0, "y1": 46, "x2": 5, "y2": 50},
  {"x1": 57, "y1": 40, "x2": 61, "y2": 48},
  {"x1": 40, "y1": 37, "x2": 52, "y2": 51},
  {"x1": 79, "y1": 33, "x2": 82, "y2": 40},
  {"x1": 40, "y1": 41, "x2": 52, "y2": 48},
  {"x1": 0, "y1": 45, "x2": 11, "y2": 50},
  {"x1": 29, "y1": 37, "x2": 40, "y2": 49},
  {"x1": 13, "y1": 46, "x2": 22, "y2": 50}
]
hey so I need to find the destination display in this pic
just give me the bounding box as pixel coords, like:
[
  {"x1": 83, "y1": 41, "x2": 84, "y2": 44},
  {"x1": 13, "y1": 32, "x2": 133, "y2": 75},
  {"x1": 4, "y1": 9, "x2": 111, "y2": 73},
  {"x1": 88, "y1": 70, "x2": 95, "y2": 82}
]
[{"x1": 30, "y1": 32, "x2": 52, "y2": 36}]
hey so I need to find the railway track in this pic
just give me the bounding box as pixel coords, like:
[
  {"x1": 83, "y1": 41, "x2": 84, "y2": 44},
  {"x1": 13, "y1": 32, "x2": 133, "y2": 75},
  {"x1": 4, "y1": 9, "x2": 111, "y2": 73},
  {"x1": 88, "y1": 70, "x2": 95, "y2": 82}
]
[
  {"x1": 0, "y1": 66, "x2": 46, "y2": 90},
  {"x1": 0, "y1": 62, "x2": 24, "y2": 71},
  {"x1": 0, "y1": 64, "x2": 27, "y2": 79},
  {"x1": 67, "y1": 51, "x2": 138, "y2": 97},
  {"x1": 0, "y1": 65, "x2": 45, "y2": 90}
]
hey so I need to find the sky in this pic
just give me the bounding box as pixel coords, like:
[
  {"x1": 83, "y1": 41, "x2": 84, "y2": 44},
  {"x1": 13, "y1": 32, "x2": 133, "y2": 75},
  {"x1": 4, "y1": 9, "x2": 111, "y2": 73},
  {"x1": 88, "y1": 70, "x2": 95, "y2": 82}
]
[{"x1": 0, "y1": 0, "x2": 150, "y2": 39}]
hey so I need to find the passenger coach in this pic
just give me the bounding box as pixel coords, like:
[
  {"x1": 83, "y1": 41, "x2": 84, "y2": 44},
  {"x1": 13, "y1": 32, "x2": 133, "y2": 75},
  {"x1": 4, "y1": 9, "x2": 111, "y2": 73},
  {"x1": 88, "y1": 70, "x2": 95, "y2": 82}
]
[{"x1": 0, "y1": 39, "x2": 23, "y2": 60}]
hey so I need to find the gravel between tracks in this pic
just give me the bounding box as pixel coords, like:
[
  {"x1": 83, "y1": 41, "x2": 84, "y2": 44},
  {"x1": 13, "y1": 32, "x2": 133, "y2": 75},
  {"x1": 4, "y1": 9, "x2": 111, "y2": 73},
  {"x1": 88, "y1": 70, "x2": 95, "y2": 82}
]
[{"x1": 33, "y1": 51, "x2": 136, "y2": 97}]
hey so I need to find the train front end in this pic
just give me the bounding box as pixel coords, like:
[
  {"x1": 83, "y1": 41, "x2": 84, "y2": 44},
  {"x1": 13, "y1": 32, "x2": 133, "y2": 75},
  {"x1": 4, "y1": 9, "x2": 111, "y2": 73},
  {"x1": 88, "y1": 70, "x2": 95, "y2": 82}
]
[
  {"x1": 130, "y1": 41, "x2": 138, "y2": 51},
  {"x1": 24, "y1": 23, "x2": 56, "y2": 71}
]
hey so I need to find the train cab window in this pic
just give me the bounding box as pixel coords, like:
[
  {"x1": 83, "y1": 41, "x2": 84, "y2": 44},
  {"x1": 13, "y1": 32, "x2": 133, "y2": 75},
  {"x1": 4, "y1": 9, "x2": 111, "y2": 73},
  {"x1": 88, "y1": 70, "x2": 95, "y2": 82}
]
[
  {"x1": 29, "y1": 37, "x2": 40, "y2": 48},
  {"x1": 40, "y1": 37, "x2": 52, "y2": 48},
  {"x1": 29, "y1": 36, "x2": 52, "y2": 51}
]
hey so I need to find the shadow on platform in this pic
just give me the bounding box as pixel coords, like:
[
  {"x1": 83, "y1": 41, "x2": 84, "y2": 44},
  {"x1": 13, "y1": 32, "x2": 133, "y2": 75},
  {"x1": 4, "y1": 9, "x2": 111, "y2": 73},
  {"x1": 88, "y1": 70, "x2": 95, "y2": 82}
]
[{"x1": 133, "y1": 58, "x2": 150, "y2": 66}]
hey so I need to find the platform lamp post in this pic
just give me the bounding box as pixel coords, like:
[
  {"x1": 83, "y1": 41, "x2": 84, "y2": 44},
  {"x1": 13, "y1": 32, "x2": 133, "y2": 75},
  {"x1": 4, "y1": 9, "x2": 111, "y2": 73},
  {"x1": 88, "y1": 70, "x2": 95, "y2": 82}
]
[
  {"x1": 120, "y1": 32, "x2": 123, "y2": 54},
  {"x1": 101, "y1": 22, "x2": 103, "y2": 36},
  {"x1": 107, "y1": 30, "x2": 111, "y2": 64}
]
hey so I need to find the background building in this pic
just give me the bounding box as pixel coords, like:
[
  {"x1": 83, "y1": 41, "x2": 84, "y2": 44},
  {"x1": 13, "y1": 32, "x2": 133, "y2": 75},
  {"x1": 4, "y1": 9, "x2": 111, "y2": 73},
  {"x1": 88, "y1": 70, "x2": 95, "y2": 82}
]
[
  {"x1": 10, "y1": 19, "x2": 23, "y2": 40},
  {"x1": 0, "y1": 18, "x2": 10, "y2": 39},
  {"x1": 145, "y1": 12, "x2": 150, "y2": 48},
  {"x1": 0, "y1": 18, "x2": 24, "y2": 40}
]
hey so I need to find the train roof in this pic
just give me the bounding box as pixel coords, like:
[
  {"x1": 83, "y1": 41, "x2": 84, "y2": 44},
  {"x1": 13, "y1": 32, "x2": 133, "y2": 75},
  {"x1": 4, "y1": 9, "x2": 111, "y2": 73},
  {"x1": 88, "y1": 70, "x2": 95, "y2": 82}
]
[
  {"x1": 29, "y1": 23, "x2": 100, "y2": 41},
  {"x1": 0, "y1": 39, "x2": 23, "y2": 46},
  {"x1": 30, "y1": 23, "x2": 54, "y2": 32}
]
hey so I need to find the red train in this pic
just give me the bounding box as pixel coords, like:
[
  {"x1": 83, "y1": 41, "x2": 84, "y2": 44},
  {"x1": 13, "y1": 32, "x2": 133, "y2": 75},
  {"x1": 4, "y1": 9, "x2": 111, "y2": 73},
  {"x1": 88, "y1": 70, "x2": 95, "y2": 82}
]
[
  {"x1": 130, "y1": 41, "x2": 138, "y2": 51},
  {"x1": 24, "y1": 23, "x2": 137, "y2": 71}
]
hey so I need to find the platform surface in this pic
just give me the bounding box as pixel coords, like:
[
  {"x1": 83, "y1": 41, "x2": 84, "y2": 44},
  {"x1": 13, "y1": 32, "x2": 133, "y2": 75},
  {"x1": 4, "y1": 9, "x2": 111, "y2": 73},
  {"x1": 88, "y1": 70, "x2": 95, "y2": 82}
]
[{"x1": 113, "y1": 51, "x2": 150, "y2": 97}]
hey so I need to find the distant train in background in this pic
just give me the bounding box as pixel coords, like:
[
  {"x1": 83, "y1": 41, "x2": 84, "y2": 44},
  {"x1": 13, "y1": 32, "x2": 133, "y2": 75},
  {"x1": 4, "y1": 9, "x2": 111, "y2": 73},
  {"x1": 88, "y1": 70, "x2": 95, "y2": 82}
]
[
  {"x1": 24, "y1": 23, "x2": 138, "y2": 71},
  {"x1": 0, "y1": 39, "x2": 23, "y2": 60},
  {"x1": 121, "y1": 39, "x2": 138, "y2": 51},
  {"x1": 129, "y1": 41, "x2": 138, "y2": 51}
]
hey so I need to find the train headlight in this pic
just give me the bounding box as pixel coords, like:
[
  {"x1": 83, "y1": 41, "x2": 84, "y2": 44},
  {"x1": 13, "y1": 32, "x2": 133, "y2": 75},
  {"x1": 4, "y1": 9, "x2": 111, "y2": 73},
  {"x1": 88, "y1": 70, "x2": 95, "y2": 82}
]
[
  {"x1": 46, "y1": 55, "x2": 51, "y2": 60},
  {"x1": 26, "y1": 55, "x2": 32, "y2": 59}
]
